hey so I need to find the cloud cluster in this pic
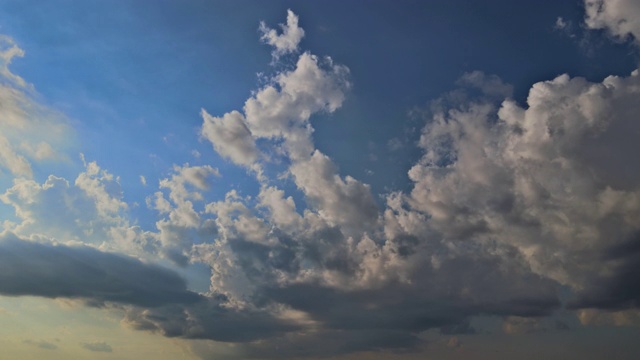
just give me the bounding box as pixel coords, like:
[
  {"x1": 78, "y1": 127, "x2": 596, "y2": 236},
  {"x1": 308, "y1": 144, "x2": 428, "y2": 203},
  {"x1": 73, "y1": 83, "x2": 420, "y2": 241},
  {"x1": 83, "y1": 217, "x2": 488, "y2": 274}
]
[
  {"x1": 187, "y1": 8, "x2": 640, "y2": 357},
  {"x1": 200, "y1": 51, "x2": 350, "y2": 167},
  {"x1": 1, "y1": 158, "x2": 128, "y2": 245},
  {"x1": 585, "y1": 0, "x2": 640, "y2": 43},
  {"x1": 2, "y1": 3, "x2": 640, "y2": 359}
]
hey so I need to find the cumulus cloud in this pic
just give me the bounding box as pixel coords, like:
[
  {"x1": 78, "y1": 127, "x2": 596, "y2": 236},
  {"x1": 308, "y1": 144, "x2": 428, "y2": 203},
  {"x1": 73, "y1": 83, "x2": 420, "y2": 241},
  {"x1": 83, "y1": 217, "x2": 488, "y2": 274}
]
[
  {"x1": 584, "y1": 0, "x2": 640, "y2": 43},
  {"x1": 150, "y1": 163, "x2": 220, "y2": 265},
  {"x1": 185, "y1": 11, "x2": 576, "y2": 358},
  {"x1": 1, "y1": 158, "x2": 130, "y2": 247},
  {"x1": 81, "y1": 342, "x2": 113, "y2": 352},
  {"x1": 289, "y1": 150, "x2": 378, "y2": 234},
  {"x1": 407, "y1": 69, "x2": 640, "y2": 311},
  {"x1": 202, "y1": 30, "x2": 350, "y2": 167},
  {"x1": 3, "y1": 7, "x2": 640, "y2": 360},
  {"x1": 188, "y1": 67, "x2": 640, "y2": 358},
  {"x1": 201, "y1": 110, "x2": 258, "y2": 168},
  {"x1": 259, "y1": 9, "x2": 305, "y2": 58}
]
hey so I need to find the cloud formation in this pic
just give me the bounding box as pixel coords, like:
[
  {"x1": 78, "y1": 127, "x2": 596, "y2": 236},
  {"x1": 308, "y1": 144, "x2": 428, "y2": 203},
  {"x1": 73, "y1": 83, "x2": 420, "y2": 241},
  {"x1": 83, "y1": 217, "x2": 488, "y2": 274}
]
[
  {"x1": 259, "y1": 9, "x2": 305, "y2": 58},
  {"x1": 585, "y1": 0, "x2": 640, "y2": 43},
  {"x1": 2, "y1": 4, "x2": 640, "y2": 360},
  {"x1": 156, "y1": 7, "x2": 640, "y2": 357}
]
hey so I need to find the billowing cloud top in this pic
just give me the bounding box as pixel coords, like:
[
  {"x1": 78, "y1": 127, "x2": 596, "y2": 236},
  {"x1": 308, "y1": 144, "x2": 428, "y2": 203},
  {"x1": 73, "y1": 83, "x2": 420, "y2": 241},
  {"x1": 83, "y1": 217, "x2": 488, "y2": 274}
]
[
  {"x1": 259, "y1": 9, "x2": 305, "y2": 58},
  {"x1": 585, "y1": 0, "x2": 640, "y2": 43}
]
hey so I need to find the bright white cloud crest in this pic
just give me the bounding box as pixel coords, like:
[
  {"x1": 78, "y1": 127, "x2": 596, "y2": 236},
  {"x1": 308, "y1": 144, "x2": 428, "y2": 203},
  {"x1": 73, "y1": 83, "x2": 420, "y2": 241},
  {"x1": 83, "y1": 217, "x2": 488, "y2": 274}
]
[
  {"x1": 585, "y1": 0, "x2": 640, "y2": 43},
  {"x1": 259, "y1": 9, "x2": 305, "y2": 58}
]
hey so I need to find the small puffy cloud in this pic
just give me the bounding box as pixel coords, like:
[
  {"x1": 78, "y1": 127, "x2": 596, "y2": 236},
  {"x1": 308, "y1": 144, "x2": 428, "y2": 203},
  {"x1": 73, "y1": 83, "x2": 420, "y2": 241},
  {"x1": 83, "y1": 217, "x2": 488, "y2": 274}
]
[
  {"x1": 140, "y1": 175, "x2": 147, "y2": 186},
  {"x1": 584, "y1": 0, "x2": 640, "y2": 44},
  {"x1": 387, "y1": 137, "x2": 403, "y2": 151},
  {"x1": 81, "y1": 342, "x2": 113, "y2": 353},
  {"x1": 555, "y1": 16, "x2": 568, "y2": 29},
  {"x1": 259, "y1": 9, "x2": 305, "y2": 58},
  {"x1": 201, "y1": 109, "x2": 258, "y2": 167}
]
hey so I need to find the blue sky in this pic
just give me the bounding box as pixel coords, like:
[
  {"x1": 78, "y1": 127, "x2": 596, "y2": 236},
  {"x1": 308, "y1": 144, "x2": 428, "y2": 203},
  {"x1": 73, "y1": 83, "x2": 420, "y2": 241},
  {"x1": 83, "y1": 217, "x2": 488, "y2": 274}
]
[{"x1": 1, "y1": 1, "x2": 640, "y2": 359}]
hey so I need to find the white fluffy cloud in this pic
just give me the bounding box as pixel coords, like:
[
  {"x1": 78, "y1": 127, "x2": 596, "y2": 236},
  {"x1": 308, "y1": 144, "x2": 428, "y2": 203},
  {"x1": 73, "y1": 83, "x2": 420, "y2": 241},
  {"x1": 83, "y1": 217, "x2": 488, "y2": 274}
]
[
  {"x1": 149, "y1": 163, "x2": 220, "y2": 265},
  {"x1": 585, "y1": 0, "x2": 640, "y2": 43},
  {"x1": 408, "y1": 69, "x2": 640, "y2": 312},
  {"x1": 259, "y1": 9, "x2": 305, "y2": 58},
  {"x1": 289, "y1": 150, "x2": 378, "y2": 234},
  {"x1": 201, "y1": 110, "x2": 258, "y2": 167},
  {"x1": 1, "y1": 159, "x2": 128, "y2": 245},
  {"x1": 188, "y1": 59, "x2": 640, "y2": 360}
]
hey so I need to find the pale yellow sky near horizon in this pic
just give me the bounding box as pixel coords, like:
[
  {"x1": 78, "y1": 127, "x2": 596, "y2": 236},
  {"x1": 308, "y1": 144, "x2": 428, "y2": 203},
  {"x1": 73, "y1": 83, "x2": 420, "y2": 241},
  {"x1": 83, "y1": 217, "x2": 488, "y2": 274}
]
[
  {"x1": 0, "y1": 296, "x2": 199, "y2": 360},
  {"x1": 3, "y1": 295, "x2": 640, "y2": 360}
]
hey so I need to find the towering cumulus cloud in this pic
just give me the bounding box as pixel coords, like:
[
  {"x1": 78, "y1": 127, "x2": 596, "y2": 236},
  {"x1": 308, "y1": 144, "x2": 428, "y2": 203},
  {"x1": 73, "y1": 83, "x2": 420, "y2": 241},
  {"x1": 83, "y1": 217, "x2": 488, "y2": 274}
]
[{"x1": 190, "y1": 5, "x2": 640, "y2": 357}]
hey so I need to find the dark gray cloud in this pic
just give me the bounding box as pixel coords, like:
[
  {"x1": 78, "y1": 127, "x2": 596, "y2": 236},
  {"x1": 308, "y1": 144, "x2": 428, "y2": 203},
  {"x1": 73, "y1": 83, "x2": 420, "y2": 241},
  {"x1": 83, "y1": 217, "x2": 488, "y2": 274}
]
[
  {"x1": 122, "y1": 299, "x2": 300, "y2": 343},
  {"x1": 0, "y1": 233, "x2": 299, "y2": 345},
  {"x1": 0, "y1": 233, "x2": 201, "y2": 307},
  {"x1": 569, "y1": 233, "x2": 640, "y2": 310}
]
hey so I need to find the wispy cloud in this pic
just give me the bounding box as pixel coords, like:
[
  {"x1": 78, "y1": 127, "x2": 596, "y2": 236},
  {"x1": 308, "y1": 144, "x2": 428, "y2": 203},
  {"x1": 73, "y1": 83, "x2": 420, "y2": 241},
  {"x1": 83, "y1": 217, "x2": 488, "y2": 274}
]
[
  {"x1": 23, "y1": 339, "x2": 58, "y2": 350},
  {"x1": 81, "y1": 341, "x2": 112, "y2": 352}
]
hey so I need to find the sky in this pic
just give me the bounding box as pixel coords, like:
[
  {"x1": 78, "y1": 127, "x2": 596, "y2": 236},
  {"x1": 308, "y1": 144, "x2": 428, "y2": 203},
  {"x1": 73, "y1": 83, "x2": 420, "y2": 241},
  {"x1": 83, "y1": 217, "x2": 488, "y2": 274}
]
[{"x1": 0, "y1": 0, "x2": 640, "y2": 359}]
